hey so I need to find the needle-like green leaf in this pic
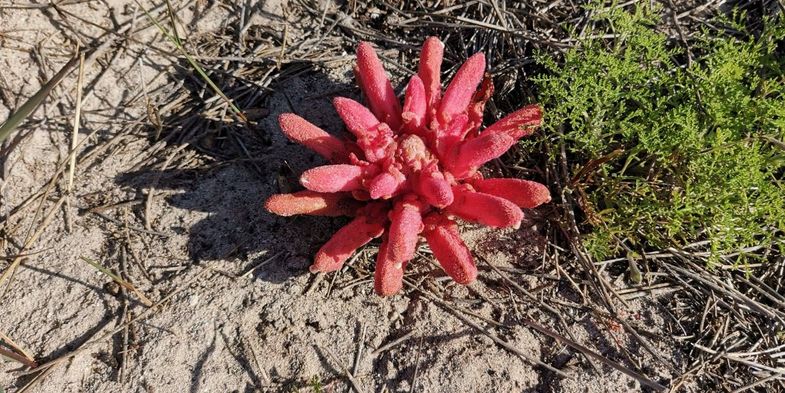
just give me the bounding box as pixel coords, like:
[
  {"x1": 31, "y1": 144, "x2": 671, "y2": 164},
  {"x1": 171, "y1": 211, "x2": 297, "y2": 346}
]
[
  {"x1": 136, "y1": 0, "x2": 247, "y2": 123},
  {"x1": 81, "y1": 256, "x2": 153, "y2": 306},
  {"x1": 0, "y1": 55, "x2": 79, "y2": 144}
]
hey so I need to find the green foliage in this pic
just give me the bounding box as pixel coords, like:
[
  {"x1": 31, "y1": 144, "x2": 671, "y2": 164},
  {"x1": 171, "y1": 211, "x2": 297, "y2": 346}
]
[
  {"x1": 308, "y1": 375, "x2": 323, "y2": 393},
  {"x1": 534, "y1": 6, "x2": 785, "y2": 263}
]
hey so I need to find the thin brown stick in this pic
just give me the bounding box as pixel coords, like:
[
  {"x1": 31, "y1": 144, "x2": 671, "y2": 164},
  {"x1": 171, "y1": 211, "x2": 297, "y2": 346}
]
[
  {"x1": 404, "y1": 279, "x2": 572, "y2": 379},
  {"x1": 0, "y1": 330, "x2": 35, "y2": 363},
  {"x1": 0, "y1": 196, "x2": 66, "y2": 297},
  {"x1": 319, "y1": 345, "x2": 366, "y2": 393},
  {"x1": 0, "y1": 346, "x2": 37, "y2": 368},
  {"x1": 408, "y1": 336, "x2": 424, "y2": 393},
  {"x1": 20, "y1": 267, "x2": 213, "y2": 380},
  {"x1": 481, "y1": 256, "x2": 600, "y2": 373},
  {"x1": 65, "y1": 51, "x2": 85, "y2": 233},
  {"x1": 351, "y1": 322, "x2": 366, "y2": 379},
  {"x1": 521, "y1": 318, "x2": 667, "y2": 391},
  {"x1": 370, "y1": 330, "x2": 417, "y2": 357},
  {"x1": 241, "y1": 251, "x2": 285, "y2": 278}
]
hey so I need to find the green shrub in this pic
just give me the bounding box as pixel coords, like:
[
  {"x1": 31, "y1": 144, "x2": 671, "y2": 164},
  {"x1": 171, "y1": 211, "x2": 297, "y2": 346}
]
[{"x1": 534, "y1": 6, "x2": 785, "y2": 263}]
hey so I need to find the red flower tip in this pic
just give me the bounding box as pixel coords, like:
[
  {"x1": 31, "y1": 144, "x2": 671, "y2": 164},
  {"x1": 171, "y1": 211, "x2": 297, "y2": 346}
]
[
  {"x1": 484, "y1": 104, "x2": 543, "y2": 139},
  {"x1": 368, "y1": 169, "x2": 406, "y2": 200},
  {"x1": 402, "y1": 75, "x2": 427, "y2": 134},
  {"x1": 438, "y1": 52, "x2": 485, "y2": 125},
  {"x1": 333, "y1": 97, "x2": 394, "y2": 162},
  {"x1": 333, "y1": 97, "x2": 381, "y2": 138},
  {"x1": 311, "y1": 212, "x2": 385, "y2": 273},
  {"x1": 374, "y1": 235, "x2": 404, "y2": 296},
  {"x1": 423, "y1": 213, "x2": 477, "y2": 284},
  {"x1": 447, "y1": 185, "x2": 524, "y2": 229},
  {"x1": 264, "y1": 190, "x2": 358, "y2": 217},
  {"x1": 471, "y1": 178, "x2": 551, "y2": 208},
  {"x1": 312, "y1": 203, "x2": 387, "y2": 273},
  {"x1": 416, "y1": 168, "x2": 454, "y2": 208},
  {"x1": 386, "y1": 198, "x2": 426, "y2": 264},
  {"x1": 301, "y1": 164, "x2": 364, "y2": 192},
  {"x1": 446, "y1": 130, "x2": 517, "y2": 179},
  {"x1": 417, "y1": 37, "x2": 444, "y2": 119},
  {"x1": 356, "y1": 42, "x2": 402, "y2": 130},
  {"x1": 278, "y1": 114, "x2": 348, "y2": 162}
]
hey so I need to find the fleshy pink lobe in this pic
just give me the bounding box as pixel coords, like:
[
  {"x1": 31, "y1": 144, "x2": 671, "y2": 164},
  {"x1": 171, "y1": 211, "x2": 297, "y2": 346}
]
[
  {"x1": 264, "y1": 190, "x2": 357, "y2": 217},
  {"x1": 423, "y1": 213, "x2": 477, "y2": 284},
  {"x1": 333, "y1": 97, "x2": 381, "y2": 138},
  {"x1": 387, "y1": 199, "x2": 425, "y2": 264},
  {"x1": 374, "y1": 235, "x2": 405, "y2": 296},
  {"x1": 447, "y1": 186, "x2": 524, "y2": 228},
  {"x1": 446, "y1": 106, "x2": 543, "y2": 178},
  {"x1": 416, "y1": 168, "x2": 454, "y2": 208},
  {"x1": 368, "y1": 169, "x2": 406, "y2": 199},
  {"x1": 334, "y1": 97, "x2": 394, "y2": 162},
  {"x1": 356, "y1": 42, "x2": 402, "y2": 130},
  {"x1": 402, "y1": 75, "x2": 427, "y2": 134},
  {"x1": 278, "y1": 114, "x2": 348, "y2": 162},
  {"x1": 436, "y1": 113, "x2": 469, "y2": 157},
  {"x1": 483, "y1": 104, "x2": 543, "y2": 139},
  {"x1": 417, "y1": 37, "x2": 444, "y2": 116},
  {"x1": 471, "y1": 178, "x2": 551, "y2": 208},
  {"x1": 300, "y1": 164, "x2": 364, "y2": 192},
  {"x1": 438, "y1": 53, "x2": 485, "y2": 125},
  {"x1": 447, "y1": 131, "x2": 517, "y2": 179},
  {"x1": 311, "y1": 214, "x2": 385, "y2": 272}
]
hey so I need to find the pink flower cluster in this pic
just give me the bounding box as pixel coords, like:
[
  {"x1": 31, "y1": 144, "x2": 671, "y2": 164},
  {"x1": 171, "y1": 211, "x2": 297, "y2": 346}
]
[{"x1": 265, "y1": 37, "x2": 550, "y2": 296}]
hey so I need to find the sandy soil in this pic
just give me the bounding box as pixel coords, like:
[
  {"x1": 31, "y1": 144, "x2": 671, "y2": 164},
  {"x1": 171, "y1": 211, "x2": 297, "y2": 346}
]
[{"x1": 1, "y1": 1, "x2": 691, "y2": 392}]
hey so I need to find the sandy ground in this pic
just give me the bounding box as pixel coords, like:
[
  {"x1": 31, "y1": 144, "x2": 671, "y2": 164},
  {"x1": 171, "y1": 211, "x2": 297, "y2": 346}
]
[{"x1": 0, "y1": 1, "x2": 694, "y2": 392}]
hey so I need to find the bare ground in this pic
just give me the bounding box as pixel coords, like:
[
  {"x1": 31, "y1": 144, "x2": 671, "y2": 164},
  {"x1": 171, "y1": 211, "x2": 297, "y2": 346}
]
[{"x1": 1, "y1": 1, "x2": 783, "y2": 392}]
